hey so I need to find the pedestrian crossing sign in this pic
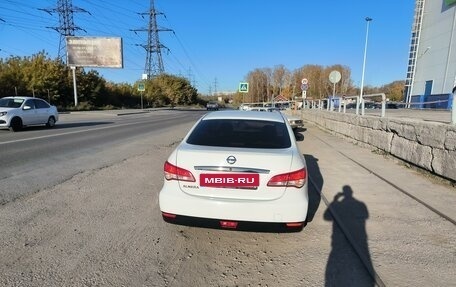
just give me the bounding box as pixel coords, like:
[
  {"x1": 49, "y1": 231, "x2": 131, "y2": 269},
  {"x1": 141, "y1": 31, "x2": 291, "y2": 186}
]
[{"x1": 239, "y1": 82, "x2": 249, "y2": 93}]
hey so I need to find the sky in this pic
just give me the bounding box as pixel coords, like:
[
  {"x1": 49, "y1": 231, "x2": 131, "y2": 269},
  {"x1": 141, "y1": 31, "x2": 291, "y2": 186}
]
[{"x1": 0, "y1": 0, "x2": 415, "y2": 94}]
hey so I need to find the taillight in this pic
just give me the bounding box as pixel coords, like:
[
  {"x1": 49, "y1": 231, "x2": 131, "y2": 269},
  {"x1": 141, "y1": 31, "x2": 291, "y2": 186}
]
[
  {"x1": 267, "y1": 168, "x2": 307, "y2": 188},
  {"x1": 164, "y1": 161, "x2": 195, "y2": 182}
]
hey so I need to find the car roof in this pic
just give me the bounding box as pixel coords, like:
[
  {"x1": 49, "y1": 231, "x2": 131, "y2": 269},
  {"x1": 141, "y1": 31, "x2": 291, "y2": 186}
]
[
  {"x1": 202, "y1": 110, "x2": 285, "y2": 123},
  {"x1": 2, "y1": 96, "x2": 36, "y2": 100}
]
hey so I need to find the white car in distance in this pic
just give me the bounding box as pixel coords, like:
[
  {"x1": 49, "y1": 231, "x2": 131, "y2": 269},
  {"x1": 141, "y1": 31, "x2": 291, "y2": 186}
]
[
  {"x1": 247, "y1": 107, "x2": 304, "y2": 130},
  {"x1": 0, "y1": 96, "x2": 59, "y2": 132},
  {"x1": 159, "y1": 110, "x2": 309, "y2": 231}
]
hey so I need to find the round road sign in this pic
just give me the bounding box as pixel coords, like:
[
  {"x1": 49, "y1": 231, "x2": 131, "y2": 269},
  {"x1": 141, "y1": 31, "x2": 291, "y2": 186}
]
[
  {"x1": 329, "y1": 70, "x2": 342, "y2": 84},
  {"x1": 301, "y1": 78, "x2": 308, "y2": 85}
]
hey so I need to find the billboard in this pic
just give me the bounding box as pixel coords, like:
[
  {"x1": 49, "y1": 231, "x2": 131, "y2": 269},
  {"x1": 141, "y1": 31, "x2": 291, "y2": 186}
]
[{"x1": 66, "y1": 36, "x2": 123, "y2": 68}]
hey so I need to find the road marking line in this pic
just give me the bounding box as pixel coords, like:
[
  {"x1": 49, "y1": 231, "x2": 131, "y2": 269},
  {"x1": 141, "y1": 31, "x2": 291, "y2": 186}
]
[{"x1": 0, "y1": 121, "x2": 137, "y2": 145}]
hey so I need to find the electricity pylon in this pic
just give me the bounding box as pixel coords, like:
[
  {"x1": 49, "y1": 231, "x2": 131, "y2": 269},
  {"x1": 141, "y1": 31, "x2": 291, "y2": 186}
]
[
  {"x1": 131, "y1": 0, "x2": 173, "y2": 79},
  {"x1": 40, "y1": 0, "x2": 90, "y2": 61}
]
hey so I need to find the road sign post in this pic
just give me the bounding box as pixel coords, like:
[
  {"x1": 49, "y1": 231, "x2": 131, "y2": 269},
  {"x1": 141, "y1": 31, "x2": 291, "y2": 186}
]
[
  {"x1": 301, "y1": 79, "x2": 309, "y2": 109},
  {"x1": 329, "y1": 71, "x2": 341, "y2": 112},
  {"x1": 329, "y1": 70, "x2": 341, "y2": 97},
  {"x1": 138, "y1": 83, "x2": 145, "y2": 109}
]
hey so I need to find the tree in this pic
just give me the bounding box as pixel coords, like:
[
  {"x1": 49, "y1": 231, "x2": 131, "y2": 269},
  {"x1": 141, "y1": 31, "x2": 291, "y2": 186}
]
[
  {"x1": 246, "y1": 69, "x2": 268, "y2": 103},
  {"x1": 324, "y1": 64, "x2": 355, "y2": 96},
  {"x1": 272, "y1": 65, "x2": 289, "y2": 96},
  {"x1": 1, "y1": 51, "x2": 405, "y2": 109},
  {"x1": 381, "y1": 80, "x2": 405, "y2": 101},
  {"x1": 0, "y1": 56, "x2": 27, "y2": 96},
  {"x1": 77, "y1": 70, "x2": 108, "y2": 107},
  {"x1": 142, "y1": 74, "x2": 198, "y2": 108},
  {"x1": 294, "y1": 65, "x2": 324, "y2": 99},
  {"x1": 0, "y1": 52, "x2": 145, "y2": 109},
  {"x1": 0, "y1": 52, "x2": 76, "y2": 106}
]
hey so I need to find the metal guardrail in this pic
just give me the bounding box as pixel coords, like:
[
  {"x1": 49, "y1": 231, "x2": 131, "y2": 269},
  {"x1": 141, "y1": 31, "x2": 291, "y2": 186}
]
[
  {"x1": 243, "y1": 92, "x2": 456, "y2": 125},
  {"x1": 359, "y1": 93, "x2": 386, "y2": 117},
  {"x1": 305, "y1": 93, "x2": 386, "y2": 117},
  {"x1": 342, "y1": 95, "x2": 360, "y2": 115}
]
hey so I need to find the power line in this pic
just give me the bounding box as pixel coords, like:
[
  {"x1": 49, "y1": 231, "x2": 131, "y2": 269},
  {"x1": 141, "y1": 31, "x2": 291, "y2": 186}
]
[
  {"x1": 1, "y1": 0, "x2": 210, "y2": 89},
  {"x1": 168, "y1": 28, "x2": 211, "y2": 90}
]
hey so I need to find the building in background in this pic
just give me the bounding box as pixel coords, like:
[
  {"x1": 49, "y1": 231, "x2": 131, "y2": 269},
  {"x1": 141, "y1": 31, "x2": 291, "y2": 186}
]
[{"x1": 404, "y1": 0, "x2": 456, "y2": 109}]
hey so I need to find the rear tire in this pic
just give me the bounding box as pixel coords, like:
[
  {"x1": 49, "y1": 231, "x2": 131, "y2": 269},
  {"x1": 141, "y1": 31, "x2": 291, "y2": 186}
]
[
  {"x1": 46, "y1": 116, "x2": 56, "y2": 128},
  {"x1": 9, "y1": 117, "x2": 22, "y2": 132}
]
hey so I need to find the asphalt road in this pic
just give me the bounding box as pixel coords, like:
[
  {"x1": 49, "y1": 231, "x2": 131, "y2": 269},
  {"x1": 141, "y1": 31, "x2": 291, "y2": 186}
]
[
  {"x1": 0, "y1": 109, "x2": 454, "y2": 286},
  {"x1": 0, "y1": 109, "x2": 205, "y2": 204}
]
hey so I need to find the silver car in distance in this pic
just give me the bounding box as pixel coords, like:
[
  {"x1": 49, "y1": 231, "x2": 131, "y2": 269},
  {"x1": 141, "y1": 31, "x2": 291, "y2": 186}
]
[{"x1": 0, "y1": 96, "x2": 58, "y2": 131}]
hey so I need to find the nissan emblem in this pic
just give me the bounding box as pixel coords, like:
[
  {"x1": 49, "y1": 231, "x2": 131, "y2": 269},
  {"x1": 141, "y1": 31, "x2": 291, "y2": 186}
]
[{"x1": 226, "y1": 155, "x2": 236, "y2": 164}]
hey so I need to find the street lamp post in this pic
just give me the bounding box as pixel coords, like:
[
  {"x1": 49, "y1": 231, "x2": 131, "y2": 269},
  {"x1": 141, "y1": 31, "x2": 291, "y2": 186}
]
[{"x1": 359, "y1": 17, "x2": 372, "y2": 116}]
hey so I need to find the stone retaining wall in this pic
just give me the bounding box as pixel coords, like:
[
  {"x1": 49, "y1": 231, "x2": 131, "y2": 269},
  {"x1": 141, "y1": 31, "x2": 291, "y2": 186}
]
[{"x1": 300, "y1": 110, "x2": 456, "y2": 182}]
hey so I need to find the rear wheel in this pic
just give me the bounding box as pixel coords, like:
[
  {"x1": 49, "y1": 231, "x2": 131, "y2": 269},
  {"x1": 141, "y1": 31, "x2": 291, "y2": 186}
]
[
  {"x1": 46, "y1": 116, "x2": 56, "y2": 128},
  {"x1": 9, "y1": 117, "x2": 23, "y2": 132}
]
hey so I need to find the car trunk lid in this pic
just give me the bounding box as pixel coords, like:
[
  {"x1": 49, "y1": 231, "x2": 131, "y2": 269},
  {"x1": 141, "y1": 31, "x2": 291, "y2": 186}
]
[{"x1": 175, "y1": 143, "x2": 293, "y2": 200}]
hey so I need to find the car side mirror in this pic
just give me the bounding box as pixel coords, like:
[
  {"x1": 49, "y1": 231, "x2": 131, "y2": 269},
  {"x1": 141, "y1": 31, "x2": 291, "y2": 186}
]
[{"x1": 23, "y1": 105, "x2": 31, "y2": 110}]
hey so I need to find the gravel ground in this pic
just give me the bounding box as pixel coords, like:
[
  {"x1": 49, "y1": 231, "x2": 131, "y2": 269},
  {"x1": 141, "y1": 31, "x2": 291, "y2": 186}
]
[{"x1": 0, "y1": 116, "x2": 454, "y2": 286}]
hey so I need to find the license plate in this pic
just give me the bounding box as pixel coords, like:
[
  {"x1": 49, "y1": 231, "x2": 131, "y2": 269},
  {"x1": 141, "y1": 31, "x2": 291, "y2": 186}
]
[{"x1": 200, "y1": 173, "x2": 259, "y2": 187}]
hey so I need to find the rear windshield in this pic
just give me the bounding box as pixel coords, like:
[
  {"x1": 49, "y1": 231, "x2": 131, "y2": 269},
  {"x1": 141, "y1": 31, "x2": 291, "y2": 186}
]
[{"x1": 186, "y1": 119, "x2": 291, "y2": 149}]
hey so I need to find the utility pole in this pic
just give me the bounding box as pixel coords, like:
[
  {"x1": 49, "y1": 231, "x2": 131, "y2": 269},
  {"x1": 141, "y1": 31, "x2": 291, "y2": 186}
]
[
  {"x1": 187, "y1": 68, "x2": 197, "y2": 87},
  {"x1": 213, "y1": 78, "x2": 218, "y2": 96},
  {"x1": 41, "y1": 0, "x2": 89, "y2": 107},
  {"x1": 131, "y1": 0, "x2": 173, "y2": 79},
  {"x1": 40, "y1": 0, "x2": 90, "y2": 61},
  {"x1": 187, "y1": 67, "x2": 194, "y2": 84}
]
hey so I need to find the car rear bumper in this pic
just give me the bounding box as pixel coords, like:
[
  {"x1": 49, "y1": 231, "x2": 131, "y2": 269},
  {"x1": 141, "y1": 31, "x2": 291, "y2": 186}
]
[{"x1": 159, "y1": 184, "x2": 309, "y2": 223}]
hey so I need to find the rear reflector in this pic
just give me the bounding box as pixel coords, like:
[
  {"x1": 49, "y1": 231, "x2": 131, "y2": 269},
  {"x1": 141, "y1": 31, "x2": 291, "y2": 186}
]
[
  {"x1": 220, "y1": 220, "x2": 238, "y2": 229},
  {"x1": 162, "y1": 212, "x2": 177, "y2": 219},
  {"x1": 286, "y1": 222, "x2": 304, "y2": 228}
]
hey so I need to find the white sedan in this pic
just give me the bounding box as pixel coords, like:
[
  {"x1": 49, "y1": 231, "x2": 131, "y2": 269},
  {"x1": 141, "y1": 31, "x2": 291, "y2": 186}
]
[
  {"x1": 159, "y1": 110, "x2": 309, "y2": 230},
  {"x1": 244, "y1": 107, "x2": 304, "y2": 130},
  {"x1": 284, "y1": 114, "x2": 304, "y2": 130},
  {"x1": 0, "y1": 96, "x2": 59, "y2": 131}
]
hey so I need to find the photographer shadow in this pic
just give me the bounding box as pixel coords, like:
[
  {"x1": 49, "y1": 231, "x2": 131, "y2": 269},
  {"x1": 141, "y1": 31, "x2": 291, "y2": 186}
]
[{"x1": 323, "y1": 185, "x2": 376, "y2": 287}]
